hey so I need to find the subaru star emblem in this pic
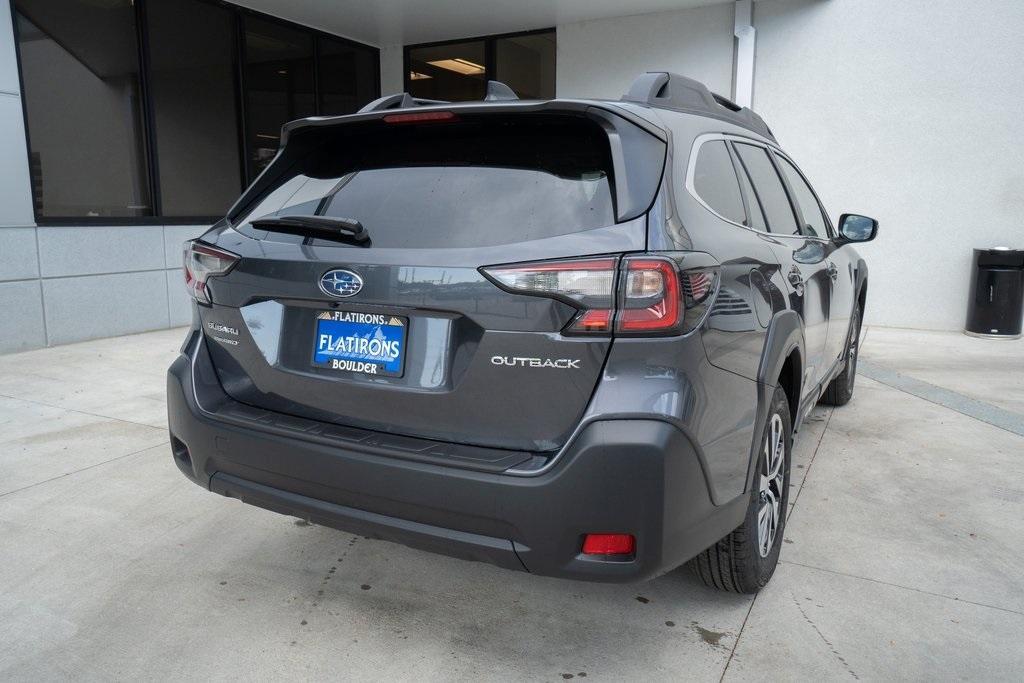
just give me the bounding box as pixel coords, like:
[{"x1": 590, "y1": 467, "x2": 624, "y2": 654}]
[{"x1": 319, "y1": 269, "x2": 363, "y2": 298}]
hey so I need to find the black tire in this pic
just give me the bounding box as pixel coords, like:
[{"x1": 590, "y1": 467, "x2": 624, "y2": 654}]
[
  {"x1": 821, "y1": 301, "x2": 862, "y2": 407},
  {"x1": 690, "y1": 384, "x2": 792, "y2": 593}
]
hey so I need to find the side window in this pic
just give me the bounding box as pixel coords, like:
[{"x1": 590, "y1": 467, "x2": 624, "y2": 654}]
[
  {"x1": 730, "y1": 143, "x2": 768, "y2": 231},
  {"x1": 734, "y1": 143, "x2": 799, "y2": 235},
  {"x1": 693, "y1": 140, "x2": 746, "y2": 225},
  {"x1": 776, "y1": 156, "x2": 830, "y2": 238}
]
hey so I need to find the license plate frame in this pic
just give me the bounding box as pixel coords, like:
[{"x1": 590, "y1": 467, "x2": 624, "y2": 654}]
[{"x1": 311, "y1": 310, "x2": 408, "y2": 378}]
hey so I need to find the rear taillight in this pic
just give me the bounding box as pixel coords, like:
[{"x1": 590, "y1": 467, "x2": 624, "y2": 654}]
[
  {"x1": 183, "y1": 240, "x2": 238, "y2": 305},
  {"x1": 618, "y1": 258, "x2": 681, "y2": 332},
  {"x1": 481, "y1": 254, "x2": 718, "y2": 337},
  {"x1": 482, "y1": 258, "x2": 617, "y2": 333}
]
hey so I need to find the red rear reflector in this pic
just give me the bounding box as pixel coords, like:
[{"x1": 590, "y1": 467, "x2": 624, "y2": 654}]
[
  {"x1": 617, "y1": 258, "x2": 681, "y2": 332},
  {"x1": 383, "y1": 111, "x2": 458, "y2": 124},
  {"x1": 582, "y1": 533, "x2": 636, "y2": 556}
]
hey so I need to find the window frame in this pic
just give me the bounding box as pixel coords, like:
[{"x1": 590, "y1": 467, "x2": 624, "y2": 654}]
[
  {"x1": 684, "y1": 133, "x2": 835, "y2": 241},
  {"x1": 769, "y1": 149, "x2": 836, "y2": 240},
  {"x1": 402, "y1": 27, "x2": 555, "y2": 100},
  {"x1": 10, "y1": 0, "x2": 381, "y2": 226}
]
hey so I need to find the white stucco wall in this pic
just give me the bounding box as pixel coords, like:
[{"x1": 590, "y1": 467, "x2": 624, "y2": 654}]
[
  {"x1": 556, "y1": 3, "x2": 736, "y2": 99},
  {"x1": 755, "y1": 0, "x2": 1024, "y2": 330}
]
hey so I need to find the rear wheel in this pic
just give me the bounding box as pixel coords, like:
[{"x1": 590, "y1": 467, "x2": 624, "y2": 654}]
[
  {"x1": 821, "y1": 301, "x2": 862, "y2": 406},
  {"x1": 691, "y1": 385, "x2": 791, "y2": 593}
]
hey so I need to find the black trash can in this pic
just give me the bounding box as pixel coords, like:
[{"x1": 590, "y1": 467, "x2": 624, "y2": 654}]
[{"x1": 965, "y1": 247, "x2": 1024, "y2": 339}]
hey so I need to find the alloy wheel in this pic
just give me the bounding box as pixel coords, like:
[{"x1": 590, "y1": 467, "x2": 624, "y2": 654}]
[{"x1": 757, "y1": 413, "x2": 785, "y2": 557}]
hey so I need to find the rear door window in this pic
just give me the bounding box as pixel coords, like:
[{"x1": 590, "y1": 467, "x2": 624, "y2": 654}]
[
  {"x1": 730, "y1": 143, "x2": 768, "y2": 231},
  {"x1": 776, "y1": 155, "x2": 830, "y2": 238},
  {"x1": 237, "y1": 115, "x2": 617, "y2": 248},
  {"x1": 692, "y1": 140, "x2": 746, "y2": 225},
  {"x1": 734, "y1": 143, "x2": 799, "y2": 235}
]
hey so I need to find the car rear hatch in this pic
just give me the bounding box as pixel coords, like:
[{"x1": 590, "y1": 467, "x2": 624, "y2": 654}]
[{"x1": 193, "y1": 103, "x2": 666, "y2": 453}]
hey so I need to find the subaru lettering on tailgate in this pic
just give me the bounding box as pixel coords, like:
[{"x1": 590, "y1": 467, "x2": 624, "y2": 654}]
[{"x1": 313, "y1": 311, "x2": 407, "y2": 377}]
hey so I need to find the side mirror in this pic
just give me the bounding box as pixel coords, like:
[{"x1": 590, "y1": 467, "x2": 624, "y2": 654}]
[{"x1": 837, "y1": 214, "x2": 878, "y2": 243}]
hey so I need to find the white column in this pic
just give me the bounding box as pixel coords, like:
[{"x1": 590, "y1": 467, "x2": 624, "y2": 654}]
[{"x1": 733, "y1": 0, "x2": 756, "y2": 108}]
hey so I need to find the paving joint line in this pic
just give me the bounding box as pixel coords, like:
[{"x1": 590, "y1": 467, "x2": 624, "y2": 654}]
[
  {"x1": 857, "y1": 360, "x2": 1024, "y2": 438},
  {"x1": 719, "y1": 594, "x2": 756, "y2": 682},
  {"x1": 779, "y1": 559, "x2": 1024, "y2": 618},
  {"x1": 0, "y1": 392, "x2": 166, "y2": 433},
  {"x1": 789, "y1": 406, "x2": 835, "y2": 517},
  {"x1": 0, "y1": 441, "x2": 168, "y2": 499}
]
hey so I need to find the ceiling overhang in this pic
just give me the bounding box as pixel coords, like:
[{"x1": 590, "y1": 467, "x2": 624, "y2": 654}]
[{"x1": 230, "y1": 0, "x2": 737, "y2": 47}]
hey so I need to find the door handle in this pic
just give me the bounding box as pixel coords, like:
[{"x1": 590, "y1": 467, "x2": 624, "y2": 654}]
[
  {"x1": 827, "y1": 261, "x2": 839, "y2": 281},
  {"x1": 787, "y1": 266, "x2": 805, "y2": 296}
]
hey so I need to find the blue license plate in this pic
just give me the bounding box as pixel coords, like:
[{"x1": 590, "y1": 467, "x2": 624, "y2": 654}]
[{"x1": 312, "y1": 311, "x2": 407, "y2": 377}]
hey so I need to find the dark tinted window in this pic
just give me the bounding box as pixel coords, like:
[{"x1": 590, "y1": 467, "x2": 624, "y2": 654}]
[
  {"x1": 147, "y1": 0, "x2": 240, "y2": 216},
  {"x1": 776, "y1": 156, "x2": 830, "y2": 238},
  {"x1": 318, "y1": 37, "x2": 378, "y2": 115},
  {"x1": 733, "y1": 145, "x2": 768, "y2": 231},
  {"x1": 734, "y1": 144, "x2": 799, "y2": 235},
  {"x1": 495, "y1": 32, "x2": 556, "y2": 99},
  {"x1": 239, "y1": 116, "x2": 616, "y2": 248},
  {"x1": 243, "y1": 17, "x2": 315, "y2": 180},
  {"x1": 693, "y1": 141, "x2": 745, "y2": 224},
  {"x1": 15, "y1": 0, "x2": 151, "y2": 217},
  {"x1": 407, "y1": 41, "x2": 487, "y2": 102}
]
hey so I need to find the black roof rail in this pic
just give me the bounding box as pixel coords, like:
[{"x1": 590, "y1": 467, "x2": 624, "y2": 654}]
[
  {"x1": 358, "y1": 80, "x2": 519, "y2": 113},
  {"x1": 621, "y1": 71, "x2": 775, "y2": 141}
]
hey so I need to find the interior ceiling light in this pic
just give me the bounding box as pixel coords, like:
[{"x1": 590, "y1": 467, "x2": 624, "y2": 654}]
[
  {"x1": 426, "y1": 58, "x2": 485, "y2": 76},
  {"x1": 409, "y1": 71, "x2": 432, "y2": 80}
]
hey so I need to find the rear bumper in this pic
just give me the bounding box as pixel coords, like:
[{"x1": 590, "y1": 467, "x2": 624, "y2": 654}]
[{"x1": 167, "y1": 334, "x2": 745, "y2": 582}]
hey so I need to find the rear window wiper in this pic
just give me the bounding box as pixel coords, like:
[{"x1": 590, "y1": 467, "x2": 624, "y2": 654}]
[{"x1": 250, "y1": 215, "x2": 370, "y2": 246}]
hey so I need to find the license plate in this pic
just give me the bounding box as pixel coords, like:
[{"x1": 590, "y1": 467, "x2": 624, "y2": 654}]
[{"x1": 312, "y1": 311, "x2": 407, "y2": 377}]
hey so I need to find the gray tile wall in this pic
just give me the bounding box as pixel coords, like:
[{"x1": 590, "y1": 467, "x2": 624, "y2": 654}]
[{"x1": 0, "y1": 225, "x2": 209, "y2": 354}]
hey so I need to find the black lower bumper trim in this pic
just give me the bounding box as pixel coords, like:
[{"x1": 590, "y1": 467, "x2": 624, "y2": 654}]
[{"x1": 211, "y1": 472, "x2": 527, "y2": 572}]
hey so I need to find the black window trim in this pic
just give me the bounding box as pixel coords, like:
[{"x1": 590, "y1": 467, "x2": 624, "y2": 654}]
[
  {"x1": 10, "y1": 0, "x2": 381, "y2": 226},
  {"x1": 402, "y1": 27, "x2": 555, "y2": 97},
  {"x1": 769, "y1": 148, "x2": 836, "y2": 240}
]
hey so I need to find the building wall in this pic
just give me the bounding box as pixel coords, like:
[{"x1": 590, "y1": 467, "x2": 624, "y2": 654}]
[
  {"x1": 754, "y1": 0, "x2": 1024, "y2": 330},
  {"x1": 0, "y1": 1, "x2": 206, "y2": 354},
  {"x1": 556, "y1": 3, "x2": 736, "y2": 99}
]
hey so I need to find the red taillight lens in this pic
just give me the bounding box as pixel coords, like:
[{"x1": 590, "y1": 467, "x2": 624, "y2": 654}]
[
  {"x1": 582, "y1": 533, "x2": 636, "y2": 556},
  {"x1": 617, "y1": 258, "x2": 681, "y2": 333},
  {"x1": 183, "y1": 240, "x2": 239, "y2": 305},
  {"x1": 383, "y1": 111, "x2": 458, "y2": 124},
  {"x1": 481, "y1": 254, "x2": 717, "y2": 337},
  {"x1": 481, "y1": 258, "x2": 617, "y2": 334}
]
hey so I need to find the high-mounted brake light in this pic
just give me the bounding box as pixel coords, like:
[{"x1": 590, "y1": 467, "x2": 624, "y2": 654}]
[
  {"x1": 482, "y1": 258, "x2": 617, "y2": 334},
  {"x1": 383, "y1": 111, "x2": 458, "y2": 124},
  {"x1": 183, "y1": 240, "x2": 239, "y2": 305}
]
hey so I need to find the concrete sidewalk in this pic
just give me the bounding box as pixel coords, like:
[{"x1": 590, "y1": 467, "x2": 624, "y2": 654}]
[{"x1": 1, "y1": 327, "x2": 1022, "y2": 680}]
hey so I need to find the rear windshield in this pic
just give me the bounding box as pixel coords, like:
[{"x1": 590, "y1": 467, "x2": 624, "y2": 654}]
[{"x1": 235, "y1": 114, "x2": 617, "y2": 249}]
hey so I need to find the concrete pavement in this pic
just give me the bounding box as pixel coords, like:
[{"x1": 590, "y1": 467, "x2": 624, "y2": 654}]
[{"x1": 0, "y1": 327, "x2": 1022, "y2": 680}]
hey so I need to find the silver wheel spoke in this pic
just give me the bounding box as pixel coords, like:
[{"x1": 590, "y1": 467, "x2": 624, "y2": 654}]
[{"x1": 757, "y1": 413, "x2": 786, "y2": 558}]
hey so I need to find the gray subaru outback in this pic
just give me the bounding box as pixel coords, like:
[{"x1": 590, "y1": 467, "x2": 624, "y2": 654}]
[{"x1": 167, "y1": 72, "x2": 877, "y2": 593}]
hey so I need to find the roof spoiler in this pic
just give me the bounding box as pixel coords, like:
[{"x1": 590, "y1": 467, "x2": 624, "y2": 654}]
[
  {"x1": 621, "y1": 71, "x2": 775, "y2": 141},
  {"x1": 358, "y1": 80, "x2": 519, "y2": 113}
]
